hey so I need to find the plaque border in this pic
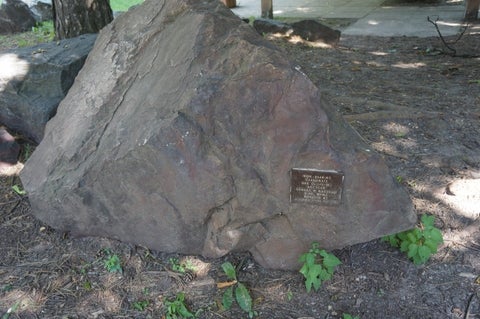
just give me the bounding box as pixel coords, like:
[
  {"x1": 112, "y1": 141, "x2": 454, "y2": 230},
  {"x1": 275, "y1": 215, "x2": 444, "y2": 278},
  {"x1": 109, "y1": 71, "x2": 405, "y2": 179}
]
[{"x1": 290, "y1": 168, "x2": 344, "y2": 206}]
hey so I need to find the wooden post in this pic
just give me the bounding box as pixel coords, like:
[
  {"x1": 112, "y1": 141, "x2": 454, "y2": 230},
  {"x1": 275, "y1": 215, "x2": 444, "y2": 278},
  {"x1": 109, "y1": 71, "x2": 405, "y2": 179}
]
[
  {"x1": 465, "y1": 0, "x2": 480, "y2": 21},
  {"x1": 261, "y1": 0, "x2": 273, "y2": 19},
  {"x1": 221, "y1": 0, "x2": 236, "y2": 8}
]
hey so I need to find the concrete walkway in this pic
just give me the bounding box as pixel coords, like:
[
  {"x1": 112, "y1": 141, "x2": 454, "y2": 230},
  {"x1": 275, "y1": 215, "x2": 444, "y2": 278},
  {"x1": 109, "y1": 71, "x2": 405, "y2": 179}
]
[{"x1": 231, "y1": 0, "x2": 471, "y2": 37}]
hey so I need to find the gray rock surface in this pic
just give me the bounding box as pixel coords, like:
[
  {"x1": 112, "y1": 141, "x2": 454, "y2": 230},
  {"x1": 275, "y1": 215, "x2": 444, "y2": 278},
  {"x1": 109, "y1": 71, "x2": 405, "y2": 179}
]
[
  {"x1": 291, "y1": 20, "x2": 341, "y2": 45},
  {"x1": 20, "y1": 0, "x2": 416, "y2": 270},
  {"x1": 254, "y1": 18, "x2": 341, "y2": 45},
  {"x1": 253, "y1": 18, "x2": 293, "y2": 35},
  {"x1": 0, "y1": 34, "x2": 97, "y2": 143},
  {"x1": 0, "y1": 127, "x2": 19, "y2": 169},
  {"x1": 0, "y1": 0, "x2": 36, "y2": 34}
]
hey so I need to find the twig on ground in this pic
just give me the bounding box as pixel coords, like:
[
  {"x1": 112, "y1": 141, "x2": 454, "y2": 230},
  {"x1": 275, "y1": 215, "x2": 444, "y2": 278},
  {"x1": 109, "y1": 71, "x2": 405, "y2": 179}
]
[
  {"x1": 464, "y1": 292, "x2": 477, "y2": 319},
  {"x1": 427, "y1": 16, "x2": 480, "y2": 58}
]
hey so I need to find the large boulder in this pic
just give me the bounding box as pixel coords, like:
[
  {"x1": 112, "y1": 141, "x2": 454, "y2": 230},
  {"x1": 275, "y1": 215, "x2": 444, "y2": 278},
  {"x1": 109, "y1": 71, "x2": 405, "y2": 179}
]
[
  {"x1": 0, "y1": 34, "x2": 97, "y2": 143},
  {"x1": 20, "y1": 0, "x2": 416, "y2": 270},
  {"x1": 0, "y1": 0, "x2": 37, "y2": 34}
]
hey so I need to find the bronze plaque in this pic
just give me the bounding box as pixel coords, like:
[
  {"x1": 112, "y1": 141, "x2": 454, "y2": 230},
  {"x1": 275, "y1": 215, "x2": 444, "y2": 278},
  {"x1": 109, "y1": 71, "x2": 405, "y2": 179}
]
[{"x1": 290, "y1": 168, "x2": 344, "y2": 205}]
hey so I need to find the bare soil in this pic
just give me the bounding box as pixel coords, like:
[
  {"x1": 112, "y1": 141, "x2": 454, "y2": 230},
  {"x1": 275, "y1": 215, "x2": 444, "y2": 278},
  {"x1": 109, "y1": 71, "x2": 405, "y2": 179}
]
[{"x1": 1, "y1": 24, "x2": 480, "y2": 319}]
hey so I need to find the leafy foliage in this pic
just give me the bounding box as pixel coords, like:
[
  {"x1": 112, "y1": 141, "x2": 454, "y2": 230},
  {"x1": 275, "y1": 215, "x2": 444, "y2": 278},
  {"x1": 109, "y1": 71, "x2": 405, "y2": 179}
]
[
  {"x1": 383, "y1": 214, "x2": 443, "y2": 265},
  {"x1": 343, "y1": 313, "x2": 360, "y2": 319},
  {"x1": 103, "y1": 252, "x2": 123, "y2": 273},
  {"x1": 132, "y1": 300, "x2": 149, "y2": 311},
  {"x1": 11, "y1": 185, "x2": 26, "y2": 196},
  {"x1": 164, "y1": 292, "x2": 195, "y2": 319},
  {"x1": 299, "y1": 242, "x2": 341, "y2": 292},
  {"x1": 110, "y1": 0, "x2": 144, "y2": 11},
  {"x1": 31, "y1": 21, "x2": 54, "y2": 42},
  {"x1": 219, "y1": 262, "x2": 257, "y2": 318}
]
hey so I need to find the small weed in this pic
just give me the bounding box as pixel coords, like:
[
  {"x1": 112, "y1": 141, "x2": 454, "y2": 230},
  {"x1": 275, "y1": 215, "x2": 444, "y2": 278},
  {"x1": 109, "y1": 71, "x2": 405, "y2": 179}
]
[
  {"x1": 286, "y1": 290, "x2": 293, "y2": 301},
  {"x1": 343, "y1": 313, "x2": 360, "y2": 319},
  {"x1": 22, "y1": 143, "x2": 32, "y2": 161},
  {"x1": 31, "y1": 20, "x2": 54, "y2": 41},
  {"x1": 395, "y1": 175, "x2": 403, "y2": 183},
  {"x1": 299, "y1": 242, "x2": 341, "y2": 293},
  {"x1": 164, "y1": 292, "x2": 195, "y2": 319},
  {"x1": 218, "y1": 261, "x2": 257, "y2": 318},
  {"x1": 383, "y1": 214, "x2": 443, "y2": 265},
  {"x1": 2, "y1": 301, "x2": 20, "y2": 319},
  {"x1": 168, "y1": 257, "x2": 195, "y2": 274},
  {"x1": 82, "y1": 280, "x2": 92, "y2": 291},
  {"x1": 132, "y1": 300, "x2": 150, "y2": 311},
  {"x1": 103, "y1": 251, "x2": 123, "y2": 273},
  {"x1": 468, "y1": 79, "x2": 480, "y2": 85},
  {"x1": 2, "y1": 284, "x2": 13, "y2": 292},
  {"x1": 11, "y1": 185, "x2": 26, "y2": 196}
]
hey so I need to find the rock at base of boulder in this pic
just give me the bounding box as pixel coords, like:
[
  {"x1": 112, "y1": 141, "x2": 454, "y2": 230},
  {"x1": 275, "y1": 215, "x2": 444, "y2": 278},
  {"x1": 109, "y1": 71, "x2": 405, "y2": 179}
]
[
  {"x1": 254, "y1": 18, "x2": 341, "y2": 46},
  {"x1": 0, "y1": 127, "x2": 19, "y2": 163},
  {"x1": 0, "y1": 34, "x2": 97, "y2": 143},
  {"x1": 0, "y1": 0, "x2": 37, "y2": 34}
]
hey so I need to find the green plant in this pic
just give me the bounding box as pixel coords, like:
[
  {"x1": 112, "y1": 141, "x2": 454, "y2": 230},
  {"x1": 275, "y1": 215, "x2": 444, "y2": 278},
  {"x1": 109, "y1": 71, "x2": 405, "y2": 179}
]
[
  {"x1": 286, "y1": 290, "x2": 293, "y2": 301},
  {"x1": 11, "y1": 185, "x2": 26, "y2": 195},
  {"x1": 219, "y1": 262, "x2": 257, "y2": 318},
  {"x1": 110, "y1": 0, "x2": 144, "y2": 11},
  {"x1": 103, "y1": 252, "x2": 123, "y2": 273},
  {"x1": 2, "y1": 302, "x2": 20, "y2": 319},
  {"x1": 164, "y1": 292, "x2": 195, "y2": 319},
  {"x1": 383, "y1": 214, "x2": 443, "y2": 265},
  {"x1": 299, "y1": 242, "x2": 341, "y2": 293},
  {"x1": 343, "y1": 313, "x2": 360, "y2": 319},
  {"x1": 31, "y1": 20, "x2": 54, "y2": 41},
  {"x1": 168, "y1": 257, "x2": 195, "y2": 274},
  {"x1": 132, "y1": 299, "x2": 150, "y2": 311}
]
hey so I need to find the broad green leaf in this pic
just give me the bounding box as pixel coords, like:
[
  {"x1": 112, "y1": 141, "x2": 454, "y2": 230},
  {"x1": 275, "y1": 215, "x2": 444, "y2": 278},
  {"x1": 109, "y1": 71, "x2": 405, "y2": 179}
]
[
  {"x1": 322, "y1": 252, "x2": 341, "y2": 269},
  {"x1": 424, "y1": 240, "x2": 438, "y2": 253},
  {"x1": 429, "y1": 228, "x2": 443, "y2": 244},
  {"x1": 318, "y1": 267, "x2": 331, "y2": 281},
  {"x1": 421, "y1": 214, "x2": 435, "y2": 227},
  {"x1": 221, "y1": 262, "x2": 237, "y2": 280},
  {"x1": 299, "y1": 263, "x2": 309, "y2": 278},
  {"x1": 235, "y1": 282, "x2": 253, "y2": 313},
  {"x1": 305, "y1": 252, "x2": 315, "y2": 266},
  {"x1": 417, "y1": 245, "x2": 431, "y2": 263},
  {"x1": 407, "y1": 232, "x2": 417, "y2": 243},
  {"x1": 407, "y1": 243, "x2": 418, "y2": 258},
  {"x1": 400, "y1": 240, "x2": 410, "y2": 252},
  {"x1": 305, "y1": 264, "x2": 323, "y2": 292},
  {"x1": 178, "y1": 304, "x2": 194, "y2": 318},
  {"x1": 222, "y1": 286, "x2": 234, "y2": 310},
  {"x1": 397, "y1": 231, "x2": 410, "y2": 241}
]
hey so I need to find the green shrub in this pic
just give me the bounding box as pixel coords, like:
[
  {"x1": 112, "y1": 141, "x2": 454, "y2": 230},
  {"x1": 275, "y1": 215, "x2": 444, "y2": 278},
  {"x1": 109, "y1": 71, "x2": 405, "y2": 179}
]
[
  {"x1": 383, "y1": 214, "x2": 443, "y2": 265},
  {"x1": 219, "y1": 262, "x2": 257, "y2": 318},
  {"x1": 299, "y1": 243, "x2": 341, "y2": 292}
]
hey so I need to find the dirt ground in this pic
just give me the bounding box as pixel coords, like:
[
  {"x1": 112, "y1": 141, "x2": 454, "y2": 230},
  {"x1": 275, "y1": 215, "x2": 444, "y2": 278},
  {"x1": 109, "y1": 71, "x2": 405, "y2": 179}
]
[{"x1": 1, "y1": 19, "x2": 480, "y2": 319}]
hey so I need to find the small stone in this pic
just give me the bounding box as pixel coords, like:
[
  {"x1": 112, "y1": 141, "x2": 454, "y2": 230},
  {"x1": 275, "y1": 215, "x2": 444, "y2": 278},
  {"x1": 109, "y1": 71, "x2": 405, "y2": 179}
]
[{"x1": 0, "y1": 34, "x2": 96, "y2": 142}]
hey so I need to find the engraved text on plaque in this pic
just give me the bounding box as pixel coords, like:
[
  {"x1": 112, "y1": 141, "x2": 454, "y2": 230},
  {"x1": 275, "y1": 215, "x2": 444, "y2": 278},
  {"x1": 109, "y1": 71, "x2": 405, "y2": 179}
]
[{"x1": 290, "y1": 168, "x2": 344, "y2": 205}]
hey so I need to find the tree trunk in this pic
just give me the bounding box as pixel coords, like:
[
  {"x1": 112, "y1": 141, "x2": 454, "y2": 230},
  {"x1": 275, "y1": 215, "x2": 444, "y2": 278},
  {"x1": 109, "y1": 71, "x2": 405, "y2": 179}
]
[
  {"x1": 261, "y1": 0, "x2": 273, "y2": 19},
  {"x1": 52, "y1": 0, "x2": 113, "y2": 40},
  {"x1": 465, "y1": 0, "x2": 480, "y2": 21}
]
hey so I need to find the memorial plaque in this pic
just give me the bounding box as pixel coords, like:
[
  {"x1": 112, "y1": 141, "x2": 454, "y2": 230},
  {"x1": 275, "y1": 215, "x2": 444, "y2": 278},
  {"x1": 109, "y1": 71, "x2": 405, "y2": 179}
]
[{"x1": 290, "y1": 168, "x2": 344, "y2": 205}]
